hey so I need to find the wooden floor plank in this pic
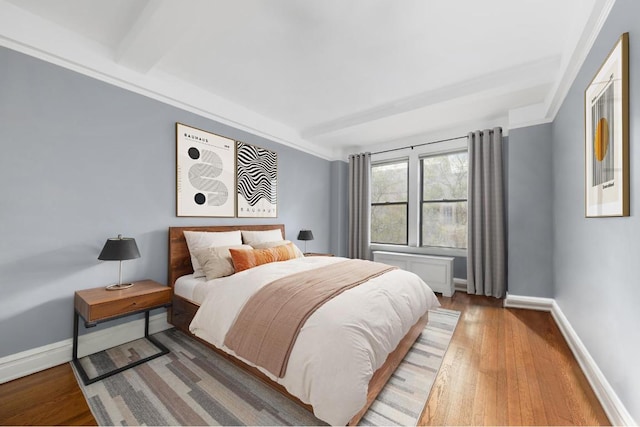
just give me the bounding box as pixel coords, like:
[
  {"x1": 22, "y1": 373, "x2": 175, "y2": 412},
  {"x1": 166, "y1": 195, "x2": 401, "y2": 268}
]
[
  {"x1": 0, "y1": 292, "x2": 610, "y2": 426},
  {"x1": 0, "y1": 363, "x2": 96, "y2": 426},
  {"x1": 420, "y1": 292, "x2": 610, "y2": 426}
]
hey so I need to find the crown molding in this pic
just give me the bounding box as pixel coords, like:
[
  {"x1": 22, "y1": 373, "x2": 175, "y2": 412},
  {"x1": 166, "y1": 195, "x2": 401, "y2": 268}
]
[
  {"x1": 544, "y1": 0, "x2": 617, "y2": 120},
  {"x1": 504, "y1": 0, "x2": 615, "y2": 133},
  {"x1": 508, "y1": 102, "x2": 554, "y2": 130},
  {"x1": 0, "y1": 0, "x2": 615, "y2": 161},
  {"x1": 342, "y1": 115, "x2": 510, "y2": 160},
  {"x1": 0, "y1": 0, "x2": 340, "y2": 161}
]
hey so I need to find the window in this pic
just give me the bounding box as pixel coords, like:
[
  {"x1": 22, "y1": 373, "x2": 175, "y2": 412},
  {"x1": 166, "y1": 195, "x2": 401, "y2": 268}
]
[
  {"x1": 421, "y1": 151, "x2": 468, "y2": 249},
  {"x1": 368, "y1": 136, "x2": 468, "y2": 254},
  {"x1": 371, "y1": 160, "x2": 408, "y2": 245}
]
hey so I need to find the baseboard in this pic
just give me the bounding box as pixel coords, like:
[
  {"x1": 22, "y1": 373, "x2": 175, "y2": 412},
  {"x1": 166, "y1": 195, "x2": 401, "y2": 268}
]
[
  {"x1": 550, "y1": 302, "x2": 635, "y2": 426},
  {"x1": 0, "y1": 313, "x2": 173, "y2": 385},
  {"x1": 503, "y1": 293, "x2": 554, "y2": 311},
  {"x1": 504, "y1": 294, "x2": 635, "y2": 426},
  {"x1": 453, "y1": 278, "x2": 467, "y2": 291}
]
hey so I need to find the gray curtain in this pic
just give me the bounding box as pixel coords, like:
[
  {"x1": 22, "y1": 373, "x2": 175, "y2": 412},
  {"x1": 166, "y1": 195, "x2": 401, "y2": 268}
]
[
  {"x1": 467, "y1": 128, "x2": 506, "y2": 298},
  {"x1": 348, "y1": 152, "x2": 371, "y2": 260}
]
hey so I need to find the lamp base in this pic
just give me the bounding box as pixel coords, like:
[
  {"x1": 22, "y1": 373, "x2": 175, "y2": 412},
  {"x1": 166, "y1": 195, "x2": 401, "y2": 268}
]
[{"x1": 105, "y1": 282, "x2": 134, "y2": 291}]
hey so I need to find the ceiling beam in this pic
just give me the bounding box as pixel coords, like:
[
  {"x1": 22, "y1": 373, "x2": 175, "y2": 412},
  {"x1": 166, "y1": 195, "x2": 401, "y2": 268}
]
[
  {"x1": 301, "y1": 56, "x2": 560, "y2": 140},
  {"x1": 115, "y1": 0, "x2": 201, "y2": 73}
]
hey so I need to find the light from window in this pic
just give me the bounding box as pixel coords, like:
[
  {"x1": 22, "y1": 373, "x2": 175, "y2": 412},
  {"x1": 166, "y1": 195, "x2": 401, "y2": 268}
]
[
  {"x1": 371, "y1": 160, "x2": 408, "y2": 245},
  {"x1": 421, "y1": 151, "x2": 468, "y2": 249}
]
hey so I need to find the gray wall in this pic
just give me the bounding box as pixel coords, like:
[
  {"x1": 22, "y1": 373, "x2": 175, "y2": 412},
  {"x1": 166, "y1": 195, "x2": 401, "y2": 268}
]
[
  {"x1": 507, "y1": 124, "x2": 554, "y2": 297},
  {"x1": 452, "y1": 257, "x2": 466, "y2": 280},
  {"x1": 550, "y1": 0, "x2": 639, "y2": 420},
  {"x1": 0, "y1": 46, "x2": 345, "y2": 358}
]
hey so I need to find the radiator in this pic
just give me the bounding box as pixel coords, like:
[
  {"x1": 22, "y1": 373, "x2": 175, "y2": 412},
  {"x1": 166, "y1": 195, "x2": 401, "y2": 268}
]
[{"x1": 372, "y1": 251, "x2": 455, "y2": 297}]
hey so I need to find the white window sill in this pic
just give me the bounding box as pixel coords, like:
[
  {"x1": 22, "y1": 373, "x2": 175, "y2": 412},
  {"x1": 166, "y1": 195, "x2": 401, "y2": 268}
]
[{"x1": 370, "y1": 244, "x2": 466, "y2": 258}]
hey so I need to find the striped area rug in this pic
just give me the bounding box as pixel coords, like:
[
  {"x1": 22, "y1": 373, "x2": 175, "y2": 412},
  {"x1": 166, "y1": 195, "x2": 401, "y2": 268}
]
[{"x1": 73, "y1": 308, "x2": 459, "y2": 426}]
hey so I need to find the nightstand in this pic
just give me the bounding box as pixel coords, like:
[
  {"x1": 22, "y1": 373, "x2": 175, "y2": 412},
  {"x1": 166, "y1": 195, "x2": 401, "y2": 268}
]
[
  {"x1": 304, "y1": 252, "x2": 334, "y2": 257},
  {"x1": 72, "y1": 279, "x2": 172, "y2": 385}
]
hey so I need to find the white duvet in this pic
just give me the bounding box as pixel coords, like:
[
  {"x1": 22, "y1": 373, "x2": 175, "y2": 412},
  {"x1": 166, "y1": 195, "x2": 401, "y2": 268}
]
[{"x1": 189, "y1": 256, "x2": 440, "y2": 425}]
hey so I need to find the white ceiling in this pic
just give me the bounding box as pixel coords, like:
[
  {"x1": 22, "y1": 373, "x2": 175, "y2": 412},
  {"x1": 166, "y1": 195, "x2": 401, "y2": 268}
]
[{"x1": 0, "y1": 0, "x2": 614, "y2": 160}]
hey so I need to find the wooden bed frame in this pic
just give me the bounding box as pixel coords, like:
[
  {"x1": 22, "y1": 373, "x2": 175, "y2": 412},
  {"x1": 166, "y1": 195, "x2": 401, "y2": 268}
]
[{"x1": 167, "y1": 224, "x2": 429, "y2": 425}]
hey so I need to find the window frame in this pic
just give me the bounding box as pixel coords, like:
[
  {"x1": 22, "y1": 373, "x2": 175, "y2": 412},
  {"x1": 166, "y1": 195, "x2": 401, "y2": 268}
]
[
  {"x1": 419, "y1": 149, "x2": 468, "y2": 249},
  {"x1": 370, "y1": 158, "x2": 409, "y2": 245},
  {"x1": 368, "y1": 137, "x2": 468, "y2": 258}
]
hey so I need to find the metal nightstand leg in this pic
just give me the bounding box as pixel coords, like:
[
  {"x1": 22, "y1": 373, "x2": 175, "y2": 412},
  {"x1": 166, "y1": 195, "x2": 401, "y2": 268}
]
[{"x1": 72, "y1": 310, "x2": 169, "y2": 385}]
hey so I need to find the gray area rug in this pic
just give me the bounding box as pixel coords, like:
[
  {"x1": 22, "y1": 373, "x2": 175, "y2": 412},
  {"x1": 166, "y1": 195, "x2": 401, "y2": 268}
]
[{"x1": 73, "y1": 308, "x2": 459, "y2": 426}]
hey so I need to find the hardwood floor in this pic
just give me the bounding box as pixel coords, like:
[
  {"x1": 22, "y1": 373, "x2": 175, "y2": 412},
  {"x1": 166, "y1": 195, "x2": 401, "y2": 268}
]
[
  {"x1": 0, "y1": 293, "x2": 609, "y2": 426},
  {"x1": 420, "y1": 292, "x2": 609, "y2": 426},
  {"x1": 0, "y1": 363, "x2": 95, "y2": 426}
]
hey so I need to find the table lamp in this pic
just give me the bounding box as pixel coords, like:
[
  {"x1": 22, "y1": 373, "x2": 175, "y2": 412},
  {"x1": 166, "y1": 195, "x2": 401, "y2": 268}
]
[
  {"x1": 297, "y1": 229, "x2": 314, "y2": 254},
  {"x1": 98, "y1": 234, "x2": 141, "y2": 290}
]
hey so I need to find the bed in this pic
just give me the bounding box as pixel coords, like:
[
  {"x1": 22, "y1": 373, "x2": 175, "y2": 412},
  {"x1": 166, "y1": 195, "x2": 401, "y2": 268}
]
[{"x1": 167, "y1": 224, "x2": 440, "y2": 425}]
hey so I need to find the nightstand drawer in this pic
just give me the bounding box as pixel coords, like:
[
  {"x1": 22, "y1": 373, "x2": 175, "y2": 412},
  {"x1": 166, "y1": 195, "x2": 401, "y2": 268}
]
[
  {"x1": 88, "y1": 290, "x2": 170, "y2": 321},
  {"x1": 74, "y1": 280, "x2": 172, "y2": 324}
]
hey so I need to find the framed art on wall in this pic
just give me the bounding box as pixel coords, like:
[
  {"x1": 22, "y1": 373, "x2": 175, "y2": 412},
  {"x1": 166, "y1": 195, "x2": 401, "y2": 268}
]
[
  {"x1": 176, "y1": 123, "x2": 236, "y2": 217},
  {"x1": 236, "y1": 141, "x2": 277, "y2": 218},
  {"x1": 584, "y1": 32, "x2": 629, "y2": 218}
]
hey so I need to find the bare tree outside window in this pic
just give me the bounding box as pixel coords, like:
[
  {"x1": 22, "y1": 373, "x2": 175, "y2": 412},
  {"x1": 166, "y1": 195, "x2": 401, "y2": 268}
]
[
  {"x1": 421, "y1": 151, "x2": 468, "y2": 249},
  {"x1": 371, "y1": 160, "x2": 408, "y2": 244}
]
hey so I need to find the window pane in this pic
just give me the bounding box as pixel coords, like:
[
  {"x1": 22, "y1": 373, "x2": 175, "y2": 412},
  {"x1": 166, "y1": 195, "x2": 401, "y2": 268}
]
[
  {"x1": 422, "y1": 201, "x2": 467, "y2": 248},
  {"x1": 422, "y1": 152, "x2": 468, "y2": 201},
  {"x1": 371, "y1": 204, "x2": 407, "y2": 244},
  {"x1": 372, "y1": 161, "x2": 408, "y2": 203}
]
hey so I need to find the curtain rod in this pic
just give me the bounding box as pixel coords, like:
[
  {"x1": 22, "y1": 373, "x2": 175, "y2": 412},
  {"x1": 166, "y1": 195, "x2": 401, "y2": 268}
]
[{"x1": 370, "y1": 135, "x2": 467, "y2": 156}]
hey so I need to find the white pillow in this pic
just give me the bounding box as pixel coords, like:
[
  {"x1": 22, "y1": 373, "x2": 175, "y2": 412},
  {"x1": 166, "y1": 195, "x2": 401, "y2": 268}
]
[
  {"x1": 183, "y1": 230, "x2": 243, "y2": 278},
  {"x1": 192, "y1": 245, "x2": 252, "y2": 281},
  {"x1": 251, "y1": 240, "x2": 304, "y2": 258},
  {"x1": 241, "y1": 229, "x2": 284, "y2": 246}
]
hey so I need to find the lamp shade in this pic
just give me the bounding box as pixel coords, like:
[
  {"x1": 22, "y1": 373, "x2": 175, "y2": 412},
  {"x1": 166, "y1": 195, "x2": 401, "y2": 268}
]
[
  {"x1": 297, "y1": 230, "x2": 314, "y2": 241},
  {"x1": 98, "y1": 235, "x2": 141, "y2": 261}
]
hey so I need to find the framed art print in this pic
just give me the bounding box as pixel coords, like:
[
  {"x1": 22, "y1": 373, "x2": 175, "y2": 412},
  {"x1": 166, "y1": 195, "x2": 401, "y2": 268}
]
[
  {"x1": 236, "y1": 141, "x2": 277, "y2": 218},
  {"x1": 584, "y1": 32, "x2": 629, "y2": 217},
  {"x1": 176, "y1": 123, "x2": 236, "y2": 217}
]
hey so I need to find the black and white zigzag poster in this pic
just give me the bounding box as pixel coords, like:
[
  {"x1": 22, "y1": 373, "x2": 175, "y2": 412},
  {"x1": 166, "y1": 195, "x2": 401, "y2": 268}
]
[
  {"x1": 236, "y1": 141, "x2": 277, "y2": 218},
  {"x1": 176, "y1": 123, "x2": 236, "y2": 217}
]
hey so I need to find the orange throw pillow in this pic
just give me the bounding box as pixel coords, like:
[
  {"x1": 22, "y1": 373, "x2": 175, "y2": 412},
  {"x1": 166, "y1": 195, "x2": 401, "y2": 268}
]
[{"x1": 230, "y1": 242, "x2": 300, "y2": 272}]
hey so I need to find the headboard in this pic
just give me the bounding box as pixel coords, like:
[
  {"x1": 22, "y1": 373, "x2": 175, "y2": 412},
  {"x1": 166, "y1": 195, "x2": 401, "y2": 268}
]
[{"x1": 168, "y1": 224, "x2": 286, "y2": 287}]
